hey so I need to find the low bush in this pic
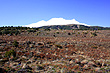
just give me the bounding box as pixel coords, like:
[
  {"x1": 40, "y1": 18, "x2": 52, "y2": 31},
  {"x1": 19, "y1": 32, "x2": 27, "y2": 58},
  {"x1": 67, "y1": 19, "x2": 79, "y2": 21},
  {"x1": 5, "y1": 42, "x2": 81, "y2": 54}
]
[
  {"x1": 5, "y1": 50, "x2": 16, "y2": 58},
  {"x1": 13, "y1": 40, "x2": 19, "y2": 47}
]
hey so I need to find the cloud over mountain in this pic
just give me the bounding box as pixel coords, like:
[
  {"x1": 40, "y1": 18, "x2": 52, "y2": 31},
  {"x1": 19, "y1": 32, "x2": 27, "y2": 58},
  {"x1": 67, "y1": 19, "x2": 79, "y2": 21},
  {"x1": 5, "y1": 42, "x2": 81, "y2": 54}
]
[{"x1": 25, "y1": 18, "x2": 88, "y2": 28}]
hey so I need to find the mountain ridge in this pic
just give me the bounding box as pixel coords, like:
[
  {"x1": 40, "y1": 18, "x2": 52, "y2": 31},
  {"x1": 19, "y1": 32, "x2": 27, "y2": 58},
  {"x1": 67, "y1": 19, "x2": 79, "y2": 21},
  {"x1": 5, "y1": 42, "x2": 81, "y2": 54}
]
[
  {"x1": 0, "y1": 24, "x2": 110, "y2": 30},
  {"x1": 38, "y1": 24, "x2": 110, "y2": 30}
]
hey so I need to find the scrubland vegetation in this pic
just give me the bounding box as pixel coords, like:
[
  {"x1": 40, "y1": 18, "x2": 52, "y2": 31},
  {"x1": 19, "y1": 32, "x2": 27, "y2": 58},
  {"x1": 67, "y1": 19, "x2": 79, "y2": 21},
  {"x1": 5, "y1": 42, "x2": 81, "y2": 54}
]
[{"x1": 0, "y1": 25, "x2": 110, "y2": 73}]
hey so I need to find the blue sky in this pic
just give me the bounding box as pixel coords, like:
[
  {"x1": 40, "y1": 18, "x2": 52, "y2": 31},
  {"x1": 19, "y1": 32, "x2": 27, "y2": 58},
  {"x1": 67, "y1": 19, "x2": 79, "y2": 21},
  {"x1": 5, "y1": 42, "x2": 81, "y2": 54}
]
[{"x1": 0, "y1": 0, "x2": 110, "y2": 27}]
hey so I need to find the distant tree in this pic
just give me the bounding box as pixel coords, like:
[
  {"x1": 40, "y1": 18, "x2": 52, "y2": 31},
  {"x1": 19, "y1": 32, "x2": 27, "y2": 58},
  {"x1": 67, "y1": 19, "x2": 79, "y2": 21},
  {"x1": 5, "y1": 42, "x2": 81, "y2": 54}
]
[
  {"x1": 27, "y1": 29, "x2": 36, "y2": 32},
  {"x1": 35, "y1": 28, "x2": 39, "y2": 30},
  {"x1": 45, "y1": 28, "x2": 50, "y2": 31}
]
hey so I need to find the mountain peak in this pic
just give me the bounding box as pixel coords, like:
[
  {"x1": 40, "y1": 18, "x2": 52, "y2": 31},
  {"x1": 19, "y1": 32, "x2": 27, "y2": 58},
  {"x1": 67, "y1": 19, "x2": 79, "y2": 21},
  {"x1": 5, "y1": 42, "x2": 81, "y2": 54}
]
[{"x1": 25, "y1": 18, "x2": 88, "y2": 28}]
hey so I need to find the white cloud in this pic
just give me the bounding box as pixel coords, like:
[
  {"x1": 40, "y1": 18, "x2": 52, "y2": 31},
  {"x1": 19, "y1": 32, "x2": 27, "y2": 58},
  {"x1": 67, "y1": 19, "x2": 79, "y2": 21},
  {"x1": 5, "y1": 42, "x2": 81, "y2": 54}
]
[{"x1": 25, "y1": 18, "x2": 89, "y2": 28}]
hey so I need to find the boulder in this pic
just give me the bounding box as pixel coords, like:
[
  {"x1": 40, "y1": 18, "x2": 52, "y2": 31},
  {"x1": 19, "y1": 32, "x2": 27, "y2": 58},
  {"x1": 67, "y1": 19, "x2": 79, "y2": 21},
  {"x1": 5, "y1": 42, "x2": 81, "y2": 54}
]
[
  {"x1": 95, "y1": 67, "x2": 101, "y2": 72},
  {"x1": 83, "y1": 64, "x2": 89, "y2": 69},
  {"x1": 22, "y1": 63, "x2": 26, "y2": 68},
  {"x1": 88, "y1": 61, "x2": 95, "y2": 66},
  {"x1": 69, "y1": 60, "x2": 73, "y2": 64},
  {"x1": 81, "y1": 60, "x2": 88, "y2": 64},
  {"x1": 29, "y1": 44, "x2": 34, "y2": 48}
]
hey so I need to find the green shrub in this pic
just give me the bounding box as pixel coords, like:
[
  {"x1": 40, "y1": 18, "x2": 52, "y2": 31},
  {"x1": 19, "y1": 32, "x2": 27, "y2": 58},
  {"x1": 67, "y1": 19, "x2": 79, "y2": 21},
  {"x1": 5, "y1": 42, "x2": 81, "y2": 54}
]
[
  {"x1": 2, "y1": 29, "x2": 10, "y2": 35},
  {"x1": 5, "y1": 50, "x2": 16, "y2": 58},
  {"x1": 55, "y1": 45, "x2": 62, "y2": 49},
  {"x1": 72, "y1": 31, "x2": 75, "y2": 34},
  {"x1": 92, "y1": 32, "x2": 97, "y2": 36},
  {"x1": 45, "y1": 28, "x2": 50, "y2": 31},
  {"x1": 78, "y1": 32, "x2": 80, "y2": 34},
  {"x1": 13, "y1": 40, "x2": 19, "y2": 47},
  {"x1": 91, "y1": 32, "x2": 97, "y2": 37},
  {"x1": 68, "y1": 33, "x2": 71, "y2": 35},
  {"x1": 56, "y1": 31, "x2": 59, "y2": 34},
  {"x1": 15, "y1": 30, "x2": 20, "y2": 35},
  {"x1": 27, "y1": 29, "x2": 36, "y2": 32},
  {"x1": 0, "y1": 31, "x2": 2, "y2": 35},
  {"x1": 0, "y1": 55, "x2": 2, "y2": 59},
  {"x1": 83, "y1": 31, "x2": 88, "y2": 34}
]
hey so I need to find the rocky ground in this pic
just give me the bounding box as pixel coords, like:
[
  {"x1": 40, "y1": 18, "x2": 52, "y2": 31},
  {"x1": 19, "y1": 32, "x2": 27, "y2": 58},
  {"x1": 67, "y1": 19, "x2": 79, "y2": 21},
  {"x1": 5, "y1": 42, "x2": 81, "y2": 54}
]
[{"x1": 0, "y1": 29, "x2": 110, "y2": 73}]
